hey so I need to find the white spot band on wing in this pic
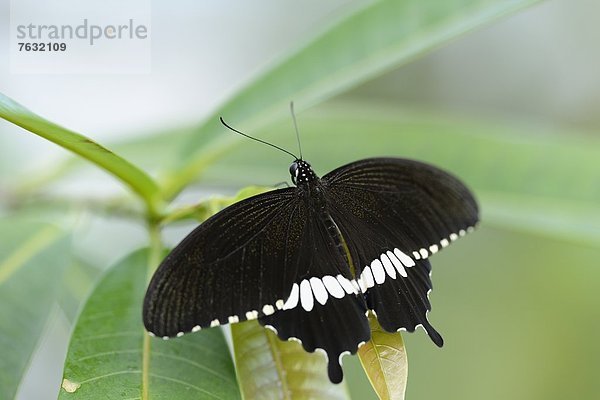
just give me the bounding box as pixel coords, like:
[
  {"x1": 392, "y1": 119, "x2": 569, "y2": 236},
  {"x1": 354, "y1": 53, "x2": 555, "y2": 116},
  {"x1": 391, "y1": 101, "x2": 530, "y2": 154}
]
[
  {"x1": 283, "y1": 283, "x2": 299, "y2": 310},
  {"x1": 370, "y1": 259, "x2": 386, "y2": 284},
  {"x1": 322, "y1": 275, "x2": 345, "y2": 298},
  {"x1": 300, "y1": 279, "x2": 314, "y2": 312},
  {"x1": 310, "y1": 277, "x2": 329, "y2": 305},
  {"x1": 381, "y1": 253, "x2": 396, "y2": 279},
  {"x1": 362, "y1": 266, "x2": 375, "y2": 288},
  {"x1": 389, "y1": 250, "x2": 408, "y2": 277}
]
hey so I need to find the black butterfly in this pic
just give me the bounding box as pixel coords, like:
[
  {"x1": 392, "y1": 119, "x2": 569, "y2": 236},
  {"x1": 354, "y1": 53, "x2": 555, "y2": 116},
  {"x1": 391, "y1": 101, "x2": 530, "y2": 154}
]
[{"x1": 143, "y1": 118, "x2": 479, "y2": 384}]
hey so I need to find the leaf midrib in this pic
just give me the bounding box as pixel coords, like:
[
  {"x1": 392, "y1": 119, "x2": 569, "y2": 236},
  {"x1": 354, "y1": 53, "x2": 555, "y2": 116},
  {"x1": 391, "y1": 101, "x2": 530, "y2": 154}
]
[
  {"x1": 265, "y1": 331, "x2": 292, "y2": 400},
  {"x1": 370, "y1": 329, "x2": 392, "y2": 399}
]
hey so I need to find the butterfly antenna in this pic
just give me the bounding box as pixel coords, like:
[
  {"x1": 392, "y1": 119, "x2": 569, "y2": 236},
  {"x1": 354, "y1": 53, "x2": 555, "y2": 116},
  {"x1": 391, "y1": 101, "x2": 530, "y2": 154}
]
[
  {"x1": 220, "y1": 117, "x2": 298, "y2": 159},
  {"x1": 290, "y1": 101, "x2": 303, "y2": 160}
]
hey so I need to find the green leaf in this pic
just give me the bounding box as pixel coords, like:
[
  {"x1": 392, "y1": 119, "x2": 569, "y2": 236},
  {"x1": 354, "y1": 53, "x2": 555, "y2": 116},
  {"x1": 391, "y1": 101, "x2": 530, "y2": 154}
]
[
  {"x1": 0, "y1": 92, "x2": 165, "y2": 218},
  {"x1": 162, "y1": 0, "x2": 542, "y2": 198},
  {"x1": 231, "y1": 320, "x2": 348, "y2": 400},
  {"x1": 0, "y1": 217, "x2": 70, "y2": 400},
  {"x1": 59, "y1": 250, "x2": 240, "y2": 399},
  {"x1": 358, "y1": 314, "x2": 408, "y2": 400}
]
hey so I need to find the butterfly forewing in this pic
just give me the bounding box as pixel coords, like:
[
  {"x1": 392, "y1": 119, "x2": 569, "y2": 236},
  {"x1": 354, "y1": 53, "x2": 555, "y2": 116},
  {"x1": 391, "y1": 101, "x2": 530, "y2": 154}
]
[
  {"x1": 143, "y1": 187, "x2": 306, "y2": 337},
  {"x1": 323, "y1": 157, "x2": 479, "y2": 249}
]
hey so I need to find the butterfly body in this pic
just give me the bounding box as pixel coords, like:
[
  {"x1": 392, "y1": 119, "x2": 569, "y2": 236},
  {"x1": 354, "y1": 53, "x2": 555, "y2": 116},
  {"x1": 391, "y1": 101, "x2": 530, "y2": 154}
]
[{"x1": 143, "y1": 157, "x2": 479, "y2": 383}]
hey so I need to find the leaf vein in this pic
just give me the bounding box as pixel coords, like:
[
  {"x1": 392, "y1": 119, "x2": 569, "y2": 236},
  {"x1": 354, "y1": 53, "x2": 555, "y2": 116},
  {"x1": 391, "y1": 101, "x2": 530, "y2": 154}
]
[
  {"x1": 74, "y1": 349, "x2": 141, "y2": 362},
  {"x1": 148, "y1": 373, "x2": 225, "y2": 399},
  {"x1": 79, "y1": 331, "x2": 139, "y2": 341},
  {"x1": 152, "y1": 352, "x2": 236, "y2": 383},
  {"x1": 77, "y1": 370, "x2": 142, "y2": 385}
]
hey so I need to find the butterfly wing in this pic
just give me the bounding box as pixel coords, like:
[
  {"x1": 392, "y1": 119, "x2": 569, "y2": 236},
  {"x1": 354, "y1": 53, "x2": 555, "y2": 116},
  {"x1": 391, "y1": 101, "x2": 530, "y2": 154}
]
[
  {"x1": 143, "y1": 187, "x2": 306, "y2": 337},
  {"x1": 259, "y1": 208, "x2": 371, "y2": 383},
  {"x1": 322, "y1": 157, "x2": 479, "y2": 344},
  {"x1": 143, "y1": 186, "x2": 371, "y2": 383}
]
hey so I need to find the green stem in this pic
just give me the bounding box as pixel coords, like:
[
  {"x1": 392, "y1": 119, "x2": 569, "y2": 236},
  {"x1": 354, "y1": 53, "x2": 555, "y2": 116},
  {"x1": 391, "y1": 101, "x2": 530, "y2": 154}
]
[
  {"x1": 146, "y1": 222, "x2": 163, "y2": 278},
  {"x1": 142, "y1": 222, "x2": 163, "y2": 399},
  {"x1": 6, "y1": 193, "x2": 143, "y2": 221}
]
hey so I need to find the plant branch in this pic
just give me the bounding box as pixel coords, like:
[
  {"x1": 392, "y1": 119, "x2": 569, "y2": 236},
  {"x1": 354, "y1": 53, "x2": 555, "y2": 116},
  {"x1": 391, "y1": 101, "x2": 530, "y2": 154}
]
[
  {"x1": 142, "y1": 222, "x2": 163, "y2": 399},
  {"x1": 2, "y1": 187, "x2": 143, "y2": 219}
]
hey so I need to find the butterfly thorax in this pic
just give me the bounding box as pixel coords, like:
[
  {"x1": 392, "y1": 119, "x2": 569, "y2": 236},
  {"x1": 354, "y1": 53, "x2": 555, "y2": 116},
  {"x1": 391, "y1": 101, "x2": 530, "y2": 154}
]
[
  {"x1": 289, "y1": 161, "x2": 350, "y2": 271},
  {"x1": 290, "y1": 159, "x2": 327, "y2": 211}
]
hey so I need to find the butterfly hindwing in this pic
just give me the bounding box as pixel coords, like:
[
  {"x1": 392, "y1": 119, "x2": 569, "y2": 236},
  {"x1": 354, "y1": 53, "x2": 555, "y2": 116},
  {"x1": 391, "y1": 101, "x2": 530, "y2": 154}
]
[
  {"x1": 259, "y1": 209, "x2": 371, "y2": 383},
  {"x1": 322, "y1": 158, "x2": 479, "y2": 343},
  {"x1": 260, "y1": 290, "x2": 369, "y2": 384}
]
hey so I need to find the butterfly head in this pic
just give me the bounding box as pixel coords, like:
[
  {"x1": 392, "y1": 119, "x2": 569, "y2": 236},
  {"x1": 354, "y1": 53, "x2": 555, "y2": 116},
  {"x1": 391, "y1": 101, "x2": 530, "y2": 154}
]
[{"x1": 290, "y1": 159, "x2": 318, "y2": 185}]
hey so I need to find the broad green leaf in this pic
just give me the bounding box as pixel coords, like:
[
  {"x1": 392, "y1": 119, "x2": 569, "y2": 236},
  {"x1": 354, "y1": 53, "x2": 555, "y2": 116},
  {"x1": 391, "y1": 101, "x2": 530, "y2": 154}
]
[
  {"x1": 0, "y1": 217, "x2": 70, "y2": 400},
  {"x1": 358, "y1": 314, "x2": 408, "y2": 400},
  {"x1": 163, "y1": 0, "x2": 543, "y2": 198},
  {"x1": 59, "y1": 250, "x2": 240, "y2": 399},
  {"x1": 231, "y1": 320, "x2": 348, "y2": 400},
  {"x1": 0, "y1": 92, "x2": 165, "y2": 218}
]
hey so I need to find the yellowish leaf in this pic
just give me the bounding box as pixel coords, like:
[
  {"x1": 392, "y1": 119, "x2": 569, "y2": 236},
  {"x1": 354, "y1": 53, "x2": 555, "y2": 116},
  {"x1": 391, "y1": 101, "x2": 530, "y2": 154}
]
[
  {"x1": 232, "y1": 320, "x2": 348, "y2": 400},
  {"x1": 358, "y1": 313, "x2": 408, "y2": 400}
]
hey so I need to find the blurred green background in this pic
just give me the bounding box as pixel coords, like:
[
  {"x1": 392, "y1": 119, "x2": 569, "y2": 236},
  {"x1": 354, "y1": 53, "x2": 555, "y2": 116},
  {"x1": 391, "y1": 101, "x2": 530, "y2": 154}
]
[{"x1": 1, "y1": 0, "x2": 599, "y2": 399}]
